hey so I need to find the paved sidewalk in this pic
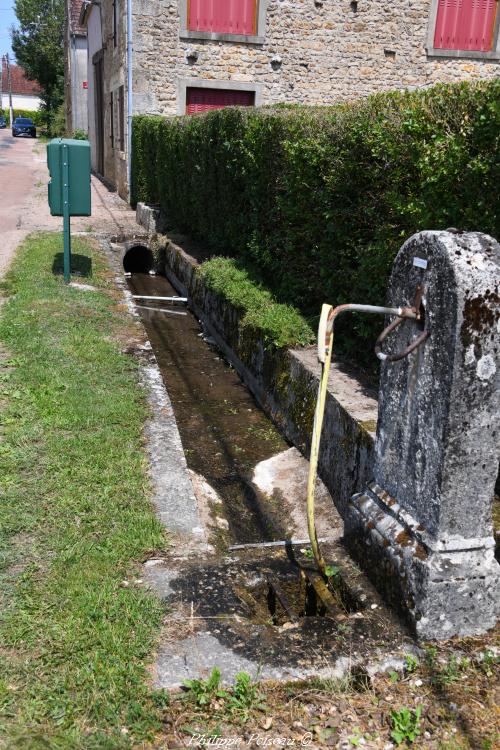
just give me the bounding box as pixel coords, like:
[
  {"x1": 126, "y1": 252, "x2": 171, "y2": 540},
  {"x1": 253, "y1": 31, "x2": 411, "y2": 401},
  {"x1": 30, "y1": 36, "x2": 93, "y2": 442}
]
[{"x1": 0, "y1": 129, "x2": 140, "y2": 278}]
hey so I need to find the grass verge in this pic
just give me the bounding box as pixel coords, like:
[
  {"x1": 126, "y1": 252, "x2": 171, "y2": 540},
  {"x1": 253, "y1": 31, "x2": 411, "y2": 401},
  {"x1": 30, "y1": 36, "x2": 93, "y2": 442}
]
[
  {"x1": 0, "y1": 234, "x2": 167, "y2": 748},
  {"x1": 199, "y1": 257, "x2": 314, "y2": 349}
]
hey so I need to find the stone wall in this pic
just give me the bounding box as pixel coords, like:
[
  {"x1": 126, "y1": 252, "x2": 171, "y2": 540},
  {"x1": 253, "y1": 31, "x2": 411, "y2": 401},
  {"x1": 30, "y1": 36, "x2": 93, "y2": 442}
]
[
  {"x1": 96, "y1": 0, "x2": 128, "y2": 192},
  {"x1": 132, "y1": 0, "x2": 499, "y2": 117}
]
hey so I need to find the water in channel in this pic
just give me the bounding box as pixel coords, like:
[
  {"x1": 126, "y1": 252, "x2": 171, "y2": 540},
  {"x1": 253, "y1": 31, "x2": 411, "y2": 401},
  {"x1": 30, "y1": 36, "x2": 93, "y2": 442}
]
[{"x1": 128, "y1": 272, "x2": 291, "y2": 546}]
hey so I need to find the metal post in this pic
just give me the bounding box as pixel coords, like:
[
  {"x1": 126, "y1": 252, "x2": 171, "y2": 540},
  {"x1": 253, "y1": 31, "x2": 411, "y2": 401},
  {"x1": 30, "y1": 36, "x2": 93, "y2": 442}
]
[
  {"x1": 126, "y1": 0, "x2": 133, "y2": 199},
  {"x1": 62, "y1": 144, "x2": 71, "y2": 283},
  {"x1": 5, "y1": 54, "x2": 13, "y2": 127},
  {"x1": 0, "y1": 57, "x2": 3, "y2": 114}
]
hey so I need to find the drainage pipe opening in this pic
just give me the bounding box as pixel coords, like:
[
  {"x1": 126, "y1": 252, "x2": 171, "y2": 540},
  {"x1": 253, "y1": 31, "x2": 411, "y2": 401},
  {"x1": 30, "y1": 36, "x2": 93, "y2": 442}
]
[{"x1": 123, "y1": 245, "x2": 154, "y2": 274}]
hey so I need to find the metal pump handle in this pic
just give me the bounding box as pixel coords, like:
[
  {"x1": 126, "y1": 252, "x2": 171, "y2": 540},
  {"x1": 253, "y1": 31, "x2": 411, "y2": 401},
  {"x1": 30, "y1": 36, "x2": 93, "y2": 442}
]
[{"x1": 374, "y1": 283, "x2": 429, "y2": 362}]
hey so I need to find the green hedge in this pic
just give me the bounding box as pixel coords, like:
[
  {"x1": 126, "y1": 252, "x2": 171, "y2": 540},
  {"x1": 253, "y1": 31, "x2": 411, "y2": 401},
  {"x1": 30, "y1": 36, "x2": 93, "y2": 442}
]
[
  {"x1": 1, "y1": 109, "x2": 45, "y2": 126},
  {"x1": 132, "y1": 79, "x2": 500, "y2": 366}
]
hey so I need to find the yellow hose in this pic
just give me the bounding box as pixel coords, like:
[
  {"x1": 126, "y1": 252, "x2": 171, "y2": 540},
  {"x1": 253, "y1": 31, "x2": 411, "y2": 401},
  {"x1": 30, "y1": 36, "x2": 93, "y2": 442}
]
[
  {"x1": 306, "y1": 299, "x2": 419, "y2": 579},
  {"x1": 306, "y1": 305, "x2": 334, "y2": 578}
]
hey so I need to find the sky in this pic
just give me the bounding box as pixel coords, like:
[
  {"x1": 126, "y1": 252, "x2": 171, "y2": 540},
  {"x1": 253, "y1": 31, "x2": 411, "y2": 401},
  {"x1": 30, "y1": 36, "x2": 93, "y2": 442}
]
[{"x1": 0, "y1": 1, "x2": 17, "y2": 60}]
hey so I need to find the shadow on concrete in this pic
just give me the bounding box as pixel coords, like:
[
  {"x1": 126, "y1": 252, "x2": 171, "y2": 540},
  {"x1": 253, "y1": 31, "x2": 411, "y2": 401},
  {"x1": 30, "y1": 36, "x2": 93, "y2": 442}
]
[{"x1": 52, "y1": 253, "x2": 92, "y2": 278}]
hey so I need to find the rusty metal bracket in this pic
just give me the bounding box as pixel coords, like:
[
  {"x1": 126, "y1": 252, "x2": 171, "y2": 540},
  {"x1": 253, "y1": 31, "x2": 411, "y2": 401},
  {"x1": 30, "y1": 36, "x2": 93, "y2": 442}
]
[{"x1": 375, "y1": 283, "x2": 429, "y2": 363}]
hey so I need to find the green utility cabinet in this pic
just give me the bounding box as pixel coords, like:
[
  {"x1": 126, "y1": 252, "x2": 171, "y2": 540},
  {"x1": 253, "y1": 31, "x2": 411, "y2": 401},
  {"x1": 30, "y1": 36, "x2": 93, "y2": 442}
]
[
  {"x1": 47, "y1": 138, "x2": 91, "y2": 283},
  {"x1": 47, "y1": 138, "x2": 91, "y2": 217}
]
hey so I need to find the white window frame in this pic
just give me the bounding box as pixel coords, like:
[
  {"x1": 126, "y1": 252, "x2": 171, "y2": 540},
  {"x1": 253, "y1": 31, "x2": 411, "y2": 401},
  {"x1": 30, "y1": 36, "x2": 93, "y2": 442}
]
[
  {"x1": 177, "y1": 78, "x2": 262, "y2": 115},
  {"x1": 178, "y1": 0, "x2": 268, "y2": 44},
  {"x1": 426, "y1": 0, "x2": 500, "y2": 60}
]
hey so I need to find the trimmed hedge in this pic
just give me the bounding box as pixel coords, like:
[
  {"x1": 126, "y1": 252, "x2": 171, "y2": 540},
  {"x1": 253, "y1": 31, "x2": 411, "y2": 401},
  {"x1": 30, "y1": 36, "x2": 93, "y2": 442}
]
[
  {"x1": 1, "y1": 109, "x2": 45, "y2": 126},
  {"x1": 132, "y1": 80, "x2": 500, "y2": 366}
]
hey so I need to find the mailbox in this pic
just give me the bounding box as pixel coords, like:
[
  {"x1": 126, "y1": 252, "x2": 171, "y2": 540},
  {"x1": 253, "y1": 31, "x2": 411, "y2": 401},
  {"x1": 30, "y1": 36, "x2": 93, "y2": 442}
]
[{"x1": 47, "y1": 138, "x2": 91, "y2": 217}]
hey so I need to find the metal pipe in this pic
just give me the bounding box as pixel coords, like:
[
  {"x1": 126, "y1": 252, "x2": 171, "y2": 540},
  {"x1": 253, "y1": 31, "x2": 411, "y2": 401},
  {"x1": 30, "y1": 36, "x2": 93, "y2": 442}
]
[
  {"x1": 126, "y1": 0, "x2": 133, "y2": 199},
  {"x1": 132, "y1": 295, "x2": 187, "y2": 303},
  {"x1": 228, "y1": 538, "x2": 333, "y2": 552},
  {"x1": 135, "y1": 305, "x2": 187, "y2": 316}
]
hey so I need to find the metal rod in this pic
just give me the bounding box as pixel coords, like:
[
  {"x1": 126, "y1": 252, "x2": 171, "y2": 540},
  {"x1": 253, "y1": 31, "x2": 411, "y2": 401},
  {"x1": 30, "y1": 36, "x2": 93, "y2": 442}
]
[
  {"x1": 62, "y1": 144, "x2": 71, "y2": 284},
  {"x1": 5, "y1": 53, "x2": 13, "y2": 128},
  {"x1": 135, "y1": 305, "x2": 187, "y2": 316},
  {"x1": 228, "y1": 538, "x2": 333, "y2": 551},
  {"x1": 132, "y1": 295, "x2": 187, "y2": 303},
  {"x1": 126, "y1": 0, "x2": 133, "y2": 199},
  {"x1": 266, "y1": 571, "x2": 299, "y2": 622}
]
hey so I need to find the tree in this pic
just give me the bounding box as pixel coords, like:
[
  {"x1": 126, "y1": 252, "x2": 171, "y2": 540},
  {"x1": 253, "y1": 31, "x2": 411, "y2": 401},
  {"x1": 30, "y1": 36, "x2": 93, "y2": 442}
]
[{"x1": 11, "y1": 0, "x2": 64, "y2": 127}]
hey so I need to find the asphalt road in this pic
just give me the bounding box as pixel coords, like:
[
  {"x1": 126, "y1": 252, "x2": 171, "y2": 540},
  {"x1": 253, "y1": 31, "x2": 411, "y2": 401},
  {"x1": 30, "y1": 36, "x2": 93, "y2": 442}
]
[
  {"x1": 0, "y1": 128, "x2": 139, "y2": 279},
  {"x1": 0, "y1": 128, "x2": 51, "y2": 276}
]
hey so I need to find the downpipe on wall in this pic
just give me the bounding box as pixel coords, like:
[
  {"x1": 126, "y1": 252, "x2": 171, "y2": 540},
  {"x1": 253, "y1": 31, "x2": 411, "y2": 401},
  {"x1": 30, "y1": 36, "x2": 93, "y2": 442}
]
[
  {"x1": 127, "y1": 0, "x2": 133, "y2": 199},
  {"x1": 306, "y1": 289, "x2": 427, "y2": 579}
]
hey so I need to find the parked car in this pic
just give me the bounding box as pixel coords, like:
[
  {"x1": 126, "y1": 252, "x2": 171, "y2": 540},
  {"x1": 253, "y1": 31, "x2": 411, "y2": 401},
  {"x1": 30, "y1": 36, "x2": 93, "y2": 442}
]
[
  {"x1": 0, "y1": 116, "x2": 6, "y2": 128},
  {"x1": 12, "y1": 117, "x2": 36, "y2": 138}
]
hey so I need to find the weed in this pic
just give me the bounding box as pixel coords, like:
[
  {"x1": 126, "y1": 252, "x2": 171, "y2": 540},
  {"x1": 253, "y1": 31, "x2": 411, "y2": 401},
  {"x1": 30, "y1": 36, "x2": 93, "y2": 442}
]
[
  {"x1": 182, "y1": 670, "x2": 265, "y2": 723},
  {"x1": 150, "y1": 689, "x2": 170, "y2": 709},
  {"x1": 183, "y1": 668, "x2": 228, "y2": 707},
  {"x1": 309, "y1": 674, "x2": 355, "y2": 695},
  {"x1": 404, "y1": 654, "x2": 419, "y2": 674},
  {"x1": 227, "y1": 672, "x2": 266, "y2": 722},
  {"x1": 479, "y1": 650, "x2": 498, "y2": 677},
  {"x1": 438, "y1": 655, "x2": 470, "y2": 685},
  {"x1": 390, "y1": 671, "x2": 399, "y2": 684},
  {"x1": 425, "y1": 646, "x2": 438, "y2": 669},
  {"x1": 390, "y1": 705, "x2": 422, "y2": 745},
  {"x1": 324, "y1": 564, "x2": 340, "y2": 579}
]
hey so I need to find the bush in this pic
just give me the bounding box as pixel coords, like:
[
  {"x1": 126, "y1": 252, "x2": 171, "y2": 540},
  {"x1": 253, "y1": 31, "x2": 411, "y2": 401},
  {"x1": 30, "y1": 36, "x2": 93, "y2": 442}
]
[
  {"x1": 1, "y1": 108, "x2": 45, "y2": 126},
  {"x1": 47, "y1": 102, "x2": 66, "y2": 136},
  {"x1": 132, "y1": 80, "x2": 500, "y2": 367}
]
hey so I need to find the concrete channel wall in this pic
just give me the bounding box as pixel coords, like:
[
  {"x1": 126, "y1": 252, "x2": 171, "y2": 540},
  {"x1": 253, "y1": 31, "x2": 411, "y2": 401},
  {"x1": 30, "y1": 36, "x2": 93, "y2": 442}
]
[{"x1": 135, "y1": 204, "x2": 378, "y2": 518}]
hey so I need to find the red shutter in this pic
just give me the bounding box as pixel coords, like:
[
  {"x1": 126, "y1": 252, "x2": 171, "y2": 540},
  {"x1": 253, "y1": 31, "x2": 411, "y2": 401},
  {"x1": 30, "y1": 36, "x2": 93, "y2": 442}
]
[
  {"x1": 434, "y1": 0, "x2": 498, "y2": 51},
  {"x1": 186, "y1": 87, "x2": 255, "y2": 115},
  {"x1": 188, "y1": 0, "x2": 257, "y2": 35}
]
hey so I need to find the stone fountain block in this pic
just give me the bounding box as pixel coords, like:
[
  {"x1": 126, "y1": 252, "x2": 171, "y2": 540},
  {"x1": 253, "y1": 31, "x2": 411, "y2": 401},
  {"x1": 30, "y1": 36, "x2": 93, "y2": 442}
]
[{"x1": 345, "y1": 230, "x2": 500, "y2": 639}]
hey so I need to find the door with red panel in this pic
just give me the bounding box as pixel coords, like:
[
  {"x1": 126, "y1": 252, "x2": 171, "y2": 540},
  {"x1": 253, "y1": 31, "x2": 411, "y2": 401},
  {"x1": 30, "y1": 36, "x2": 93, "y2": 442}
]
[{"x1": 186, "y1": 87, "x2": 255, "y2": 115}]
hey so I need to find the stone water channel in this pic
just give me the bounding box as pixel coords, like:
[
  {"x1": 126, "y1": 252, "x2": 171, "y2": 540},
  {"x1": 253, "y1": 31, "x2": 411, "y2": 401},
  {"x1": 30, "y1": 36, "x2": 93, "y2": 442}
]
[
  {"x1": 125, "y1": 266, "x2": 412, "y2": 686},
  {"x1": 130, "y1": 271, "x2": 295, "y2": 547}
]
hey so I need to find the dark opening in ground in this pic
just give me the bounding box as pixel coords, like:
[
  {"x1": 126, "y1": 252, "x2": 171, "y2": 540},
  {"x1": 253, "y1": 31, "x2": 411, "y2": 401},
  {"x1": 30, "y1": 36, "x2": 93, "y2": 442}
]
[
  {"x1": 123, "y1": 245, "x2": 154, "y2": 273},
  {"x1": 240, "y1": 563, "x2": 359, "y2": 626}
]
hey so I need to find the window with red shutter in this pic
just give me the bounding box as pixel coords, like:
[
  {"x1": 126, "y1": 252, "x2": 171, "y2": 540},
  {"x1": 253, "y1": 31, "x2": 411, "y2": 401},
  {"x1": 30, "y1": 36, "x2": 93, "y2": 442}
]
[
  {"x1": 434, "y1": 0, "x2": 498, "y2": 51},
  {"x1": 186, "y1": 87, "x2": 255, "y2": 115},
  {"x1": 188, "y1": 0, "x2": 257, "y2": 36}
]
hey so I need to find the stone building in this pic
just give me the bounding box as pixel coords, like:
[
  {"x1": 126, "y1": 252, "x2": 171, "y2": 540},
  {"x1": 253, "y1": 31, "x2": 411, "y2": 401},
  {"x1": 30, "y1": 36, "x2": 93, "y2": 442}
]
[
  {"x1": 65, "y1": 0, "x2": 89, "y2": 134},
  {"x1": 80, "y1": 0, "x2": 500, "y2": 198}
]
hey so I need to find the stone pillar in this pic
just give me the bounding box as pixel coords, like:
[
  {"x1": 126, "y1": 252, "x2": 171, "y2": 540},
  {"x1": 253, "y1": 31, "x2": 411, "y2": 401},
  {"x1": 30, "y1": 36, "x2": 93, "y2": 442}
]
[{"x1": 345, "y1": 230, "x2": 500, "y2": 639}]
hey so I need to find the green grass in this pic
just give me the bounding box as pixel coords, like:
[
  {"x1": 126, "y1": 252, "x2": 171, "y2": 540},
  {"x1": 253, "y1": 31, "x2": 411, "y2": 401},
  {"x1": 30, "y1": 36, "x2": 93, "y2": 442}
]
[
  {"x1": 0, "y1": 234, "x2": 167, "y2": 748},
  {"x1": 199, "y1": 257, "x2": 314, "y2": 349}
]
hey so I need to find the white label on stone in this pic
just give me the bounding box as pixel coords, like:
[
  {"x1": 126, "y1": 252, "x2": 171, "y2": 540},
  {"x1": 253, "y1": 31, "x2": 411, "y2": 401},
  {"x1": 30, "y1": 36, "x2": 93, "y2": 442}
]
[{"x1": 413, "y1": 256, "x2": 428, "y2": 269}]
